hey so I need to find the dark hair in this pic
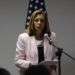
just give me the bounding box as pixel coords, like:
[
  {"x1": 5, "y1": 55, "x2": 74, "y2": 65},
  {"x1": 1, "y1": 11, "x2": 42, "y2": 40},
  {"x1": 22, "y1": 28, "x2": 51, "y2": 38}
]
[
  {"x1": 25, "y1": 65, "x2": 49, "y2": 75},
  {"x1": 0, "y1": 68, "x2": 10, "y2": 75},
  {"x1": 28, "y1": 9, "x2": 51, "y2": 37}
]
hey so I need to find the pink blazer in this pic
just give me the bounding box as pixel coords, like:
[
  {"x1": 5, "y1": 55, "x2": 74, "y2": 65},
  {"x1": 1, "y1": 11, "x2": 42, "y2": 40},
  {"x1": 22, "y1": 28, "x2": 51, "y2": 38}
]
[{"x1": 15, "y1": 32, "x2": 57, "y2": 69}]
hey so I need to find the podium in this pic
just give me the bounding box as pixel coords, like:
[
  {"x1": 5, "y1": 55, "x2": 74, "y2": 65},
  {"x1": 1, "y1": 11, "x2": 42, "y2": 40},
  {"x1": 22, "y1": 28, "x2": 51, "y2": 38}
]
[{"x1": 39, "y1": 60, "x2": 58, "y2": 75}]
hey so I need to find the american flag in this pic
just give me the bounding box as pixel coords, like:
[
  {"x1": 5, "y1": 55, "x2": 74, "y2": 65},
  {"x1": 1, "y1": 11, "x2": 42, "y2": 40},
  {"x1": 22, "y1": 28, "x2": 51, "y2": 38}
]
[{"x1": 25, "y1": 0, "x2": 47, "y2": 29}]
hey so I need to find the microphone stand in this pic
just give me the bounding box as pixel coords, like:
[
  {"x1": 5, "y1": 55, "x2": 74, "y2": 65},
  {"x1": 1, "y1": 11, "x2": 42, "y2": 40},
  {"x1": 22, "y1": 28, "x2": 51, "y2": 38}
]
[
  {"x1": 56, "y1": 47, "x2": 63, "y2": 75},
  {"x1": 49, "y1": 41, "x2": 75, "y2": 75}
]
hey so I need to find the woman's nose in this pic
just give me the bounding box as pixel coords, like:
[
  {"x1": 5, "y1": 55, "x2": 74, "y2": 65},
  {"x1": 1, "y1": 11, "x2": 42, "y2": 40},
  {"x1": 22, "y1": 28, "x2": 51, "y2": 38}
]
[{"x1": 38, "y1": 20, "x2": 41, "y2": 24}]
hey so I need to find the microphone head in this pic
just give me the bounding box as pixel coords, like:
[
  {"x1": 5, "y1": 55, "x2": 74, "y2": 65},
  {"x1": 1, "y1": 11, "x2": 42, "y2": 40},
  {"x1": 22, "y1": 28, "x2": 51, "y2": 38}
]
[
  {"x1": 44, "y1": 34, "x2": 52, "y2": 45},
  {"x1": 44, "y1": 34, "x2": 48, "y2": 38}
]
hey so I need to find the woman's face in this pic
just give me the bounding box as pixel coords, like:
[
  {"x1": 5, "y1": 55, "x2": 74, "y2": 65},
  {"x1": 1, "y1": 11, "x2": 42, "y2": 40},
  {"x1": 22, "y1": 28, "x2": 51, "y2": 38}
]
[{"x1": 34, "y1": 14, "x2": 45, "y2": 34}]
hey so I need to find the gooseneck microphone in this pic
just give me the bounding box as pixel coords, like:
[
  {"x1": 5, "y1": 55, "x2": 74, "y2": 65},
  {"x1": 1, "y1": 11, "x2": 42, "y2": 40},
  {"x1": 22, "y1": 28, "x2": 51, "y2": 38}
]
[
  {"x1": 44, "y1": 34, "x2": 53, "y2": 45},
  {"x1": 44, "y1": 33, "x2": 63, "y2": 56}
]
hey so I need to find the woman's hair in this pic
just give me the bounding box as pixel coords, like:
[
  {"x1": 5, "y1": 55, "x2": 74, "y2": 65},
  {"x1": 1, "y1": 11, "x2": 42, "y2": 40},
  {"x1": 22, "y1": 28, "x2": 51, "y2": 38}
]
[{"x1": 27, "y1": 9, "x2": 51, "y2": 36}]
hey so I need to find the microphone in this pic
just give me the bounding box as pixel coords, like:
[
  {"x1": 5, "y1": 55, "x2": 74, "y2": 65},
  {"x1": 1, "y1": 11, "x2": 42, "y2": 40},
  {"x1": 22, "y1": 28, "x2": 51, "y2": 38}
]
[
  {"x1": 44, "y1": 34, "x2": 63, "y2": 57},
  {"x1": 44, "y1": 34, "x2": 53, "y2": 45}
]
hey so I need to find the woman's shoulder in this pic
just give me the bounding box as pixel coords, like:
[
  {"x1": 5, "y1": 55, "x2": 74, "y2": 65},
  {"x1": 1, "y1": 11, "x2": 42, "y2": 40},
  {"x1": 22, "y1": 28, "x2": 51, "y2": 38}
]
[
  {"x1": 19, "y1": 32, "x2": 29, "y2": 37},
  {"x1": 50, "y1": 32, "x2": 56, "y2": 41},
  {"x1": 51, "y1": 32, "x2": 56, "y2": 37},
  {"x1": 18, "y1": 32, "x2": 29, "y2": 40}
]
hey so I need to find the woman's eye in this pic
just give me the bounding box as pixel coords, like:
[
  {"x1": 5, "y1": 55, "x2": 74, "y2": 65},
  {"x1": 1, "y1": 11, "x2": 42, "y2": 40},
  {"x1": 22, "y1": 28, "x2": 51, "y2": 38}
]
[
  {"x1": 34, "y1": 19, "x2": 38, "y2": 22},
  {"x1": 34, "y1": 19, "x2": 44, "y2": 22},
  {"x1": 40, "y1": 19, "x2": 44, "y2": 22}
]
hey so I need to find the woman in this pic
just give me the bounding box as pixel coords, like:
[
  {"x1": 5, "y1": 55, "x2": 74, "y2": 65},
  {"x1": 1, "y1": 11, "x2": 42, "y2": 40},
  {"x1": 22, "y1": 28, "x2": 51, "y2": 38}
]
[{"x1": 15, "y1": 9, "x2": 57, "y2": 75}]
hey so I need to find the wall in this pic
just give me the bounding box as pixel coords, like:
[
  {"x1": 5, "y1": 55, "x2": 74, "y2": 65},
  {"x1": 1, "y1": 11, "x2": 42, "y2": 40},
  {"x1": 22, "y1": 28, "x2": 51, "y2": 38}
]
[{"x1": 0, "y1": 0, "x2": 75, "y2": 75}]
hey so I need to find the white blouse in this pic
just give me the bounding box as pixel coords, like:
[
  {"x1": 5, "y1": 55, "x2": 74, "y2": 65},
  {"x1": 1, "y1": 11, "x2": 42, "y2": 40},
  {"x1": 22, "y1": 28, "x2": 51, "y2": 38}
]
[{"x1": 15, "y1": 32, "x2": 57, "y2": 69}]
